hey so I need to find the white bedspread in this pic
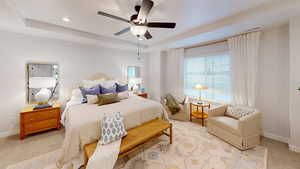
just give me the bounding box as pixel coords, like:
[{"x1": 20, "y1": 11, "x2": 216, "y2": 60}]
[{"x1": 57, "y1": 96, "x2": 168, "y2": 169}]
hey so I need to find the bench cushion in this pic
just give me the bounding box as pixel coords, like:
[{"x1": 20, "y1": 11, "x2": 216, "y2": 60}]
[{"x1": 85, "y1": 118, "x2": 171, "y2": 160}]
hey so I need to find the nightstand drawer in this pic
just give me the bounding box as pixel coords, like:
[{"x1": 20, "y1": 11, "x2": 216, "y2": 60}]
[
  {"x1": 23, "y1": 109, "x2": 59, "y2": 124},
  {"x1": 24, "y1": 119, "x2": 58, "y2": 134}
]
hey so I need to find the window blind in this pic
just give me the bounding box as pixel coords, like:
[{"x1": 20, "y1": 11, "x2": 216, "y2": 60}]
[{"x1": 184, "y1": 42, "x2": 232, "y2": 103}]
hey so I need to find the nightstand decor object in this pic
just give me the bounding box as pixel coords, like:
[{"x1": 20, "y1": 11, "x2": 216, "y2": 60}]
[
  {"x1": 27, "y1": 63, "x2": 59, "y2": 107},
  {"x1": 129, "y1": 77, "x2": 142, "y2": 93},
  {"x1": 137, "y1": 93, "x2": 148, "y2": 98},
  {"x1": 29, "y1": 77, "x2": 58, "y2": 109},
  {"x1": 194, "y1": 84, "x2": 208, "y2": 104},
  {"x1": 20, "y1": 104, "x2": 61, "y2": 139}
]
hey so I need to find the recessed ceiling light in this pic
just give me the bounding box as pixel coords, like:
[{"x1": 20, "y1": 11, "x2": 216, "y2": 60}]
[{"x1": 62, "y1": 17, "x2": 71, "y2": 22}]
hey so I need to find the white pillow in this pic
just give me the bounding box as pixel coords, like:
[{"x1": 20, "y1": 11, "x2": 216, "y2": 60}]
[
  {"x1": 118, "y1": 91, "x2": 129, "y2": 100},
  {"x1": 71, "y1": 89, "x2": 84, "y2": 101},
  {"x1": 115, "y1": 78, "x2": 127, "y2": 85},
  {"x1": 81, "y1": 79, "x2": 105, "y2": 88},
  {"x1": 100, "y1": 80, "x2": 117, "y2": 88},
  {"x1": 86, "y1": 95, "x2": 98, "y2": 104}
]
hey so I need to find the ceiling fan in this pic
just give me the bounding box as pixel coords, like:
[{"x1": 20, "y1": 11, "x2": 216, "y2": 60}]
[{"x1": 97, "y1": 0, "x2": 176, "y2": 40}]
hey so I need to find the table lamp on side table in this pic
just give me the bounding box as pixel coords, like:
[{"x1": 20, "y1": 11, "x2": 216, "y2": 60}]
[
  {"x1": 194, "y1": 84, "x2": 208, "y2": 104},
  {"x1": 129, "y1": 77, "x2": 142, "y2": 94},
  {"x1": 29, "y1": 77, "x2": 57, "y2": 109}
]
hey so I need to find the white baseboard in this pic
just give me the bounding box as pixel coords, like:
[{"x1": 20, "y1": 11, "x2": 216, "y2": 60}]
[
  {"x1": 262, "y1": 131, "x2": 289, "y2": 143},
  {"x1": 289, "y1": 144, "x2": 300, "y2": 153},
  {"x1": 0, "y1": 129, "x2": 18, "y2": 138}
]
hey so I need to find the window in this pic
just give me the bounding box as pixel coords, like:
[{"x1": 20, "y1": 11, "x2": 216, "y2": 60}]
[{"x1": 184, "y1": 42, "x2": 232, "y2": 103}]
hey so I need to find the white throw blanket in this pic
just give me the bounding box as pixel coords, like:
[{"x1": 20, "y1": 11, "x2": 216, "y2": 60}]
[
  {"x1": 57, "y1": 96, "x2": 168, "y2": 169},
  {"x1": 86, "y1": 140, "x2": 121, "y2": 169}
]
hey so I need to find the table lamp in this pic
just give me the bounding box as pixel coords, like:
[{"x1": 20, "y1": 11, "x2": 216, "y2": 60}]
[
  {"x1": 29, "y1": 77, "x2": 57, "y2": 109},
  {"x1": 194, "y1": 84, "x2": 208, "y2": 104},
  {"x1": 129, "y1": 77, "x2": 142, "y2": 93}
]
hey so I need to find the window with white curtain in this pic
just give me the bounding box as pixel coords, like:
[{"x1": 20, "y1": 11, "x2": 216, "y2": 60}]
[{"x1": 184, "y1": 42, "x2": 232, "y2": 103}]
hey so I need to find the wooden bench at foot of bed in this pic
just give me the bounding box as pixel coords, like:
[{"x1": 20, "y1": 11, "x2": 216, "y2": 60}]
[{"x1": 84, "y1": 118, "x2": 172, "y2": 166}]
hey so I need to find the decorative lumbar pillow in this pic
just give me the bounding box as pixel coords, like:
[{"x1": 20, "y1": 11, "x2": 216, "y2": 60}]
[
  {"x1": 116, "y1": 83, "x2": 128, "y2": 93},
  {"x1": 225, "y1": 106, "x2": 254, "y2": 119},
  {"x1": 165, "y1": 94, "x2": 181, "y2": 115},
  {"x1": 100, "y1": 112, "x2": 127, "y2": 145},
  {"x1": 79, "y1": 85, "x2": 101, "y2": 103},
  {"x1": 97, "y1": 93, "x2": 119, "y2": 106},
  {"x1": 100, "y1": 84, "x2": 117, "y2": 94}
]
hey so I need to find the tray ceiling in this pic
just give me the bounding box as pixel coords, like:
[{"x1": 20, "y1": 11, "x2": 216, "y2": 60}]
[{"x1": 11, "y1": 0, "x2": 274, "y2": 45}]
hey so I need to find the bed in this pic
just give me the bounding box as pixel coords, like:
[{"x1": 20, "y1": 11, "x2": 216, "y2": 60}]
[{"x1": 56, "y1": 73, "x2": 168, "y2": 169}]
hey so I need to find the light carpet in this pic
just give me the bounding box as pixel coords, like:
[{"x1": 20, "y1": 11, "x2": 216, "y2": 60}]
[{"x1": 6, "y1": 120, "x2": 267, "y2": 169}]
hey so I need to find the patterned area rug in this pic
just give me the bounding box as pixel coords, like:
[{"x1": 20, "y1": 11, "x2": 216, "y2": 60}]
[{"x1": 6, "y1": 121, "x2": 267, "y2": 169}]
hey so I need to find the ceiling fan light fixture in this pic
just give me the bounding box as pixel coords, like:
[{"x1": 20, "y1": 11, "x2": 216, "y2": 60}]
[
  {"x1": 130, "y1": 25, "x2": 148, "y2": 37},
  {"x1": 62, "y1": 17, "x2": 71, "y2": 22}
]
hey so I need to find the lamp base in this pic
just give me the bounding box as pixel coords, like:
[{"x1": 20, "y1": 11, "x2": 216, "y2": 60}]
[{"x1": 33, "y1": 104, "x2": 52, "y2": 110}]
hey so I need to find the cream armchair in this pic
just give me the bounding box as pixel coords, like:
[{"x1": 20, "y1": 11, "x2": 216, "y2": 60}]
[
  {"x1": 163, "y1": 95, "x2": 190, "y2": 122},
  {"x1": 207, "y1": 104, "x2": 261, "y2": 150}
]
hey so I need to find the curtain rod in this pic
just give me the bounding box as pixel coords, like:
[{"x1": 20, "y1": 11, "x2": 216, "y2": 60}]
[{"x1": 184, "y1": 27, "x2": 262, "y2": 50}]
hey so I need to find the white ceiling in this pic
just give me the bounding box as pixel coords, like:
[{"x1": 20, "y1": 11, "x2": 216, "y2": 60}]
[
  {"x1": 1, "y1": 0, "x2": 300, "y2": 50},
  {"x1": 11, "y1": 0, "x2": 274, "y2": 44}
]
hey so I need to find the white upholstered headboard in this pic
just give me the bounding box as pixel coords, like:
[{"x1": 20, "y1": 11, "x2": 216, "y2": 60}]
[{"x1": 66, "y1": 73, "x2": 126, "y2": 99}]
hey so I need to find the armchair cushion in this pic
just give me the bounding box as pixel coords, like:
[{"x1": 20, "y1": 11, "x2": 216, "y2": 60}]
[
  {"x1": 209, "y1": 116, "x2": 240, "y2": 136},
  {"x1": 208, "y1": 104, "x2": 228, "y2": 118}
]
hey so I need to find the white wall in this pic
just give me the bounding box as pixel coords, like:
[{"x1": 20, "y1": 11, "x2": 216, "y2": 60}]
[
  {"x1": 146, "y1": 51, "x2": 162, "y2": 101},
  {"x1": 289, "y1": 17, "x2": 300, "y2": 152},
  {"x1": 0, "y1": 30, "x2": 146, "y2": 137},
  {"x1": 256, "y1": 25, "x2": 290, "y2": 142},
  {"x1": 162, "y1": 49, "x2": 185, "y2": 99}
]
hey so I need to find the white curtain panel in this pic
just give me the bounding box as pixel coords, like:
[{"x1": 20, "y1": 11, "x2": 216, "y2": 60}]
[
  {"x1": 228, "y1": 31, "x2": 261, "y2": 107},
  {"x1": 165, "y1": 48, "x2": 185, "y2": 98}
]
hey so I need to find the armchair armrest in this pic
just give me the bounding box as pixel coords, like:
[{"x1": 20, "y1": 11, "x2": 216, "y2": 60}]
[
  {"x1": 238, "y1": 111, "x2": 261, "y2": 137},
  {"x1": 208, "y1": 104, "x2": 228, "y2": 118}
]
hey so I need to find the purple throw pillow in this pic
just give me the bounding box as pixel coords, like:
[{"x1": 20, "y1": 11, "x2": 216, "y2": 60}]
[
  {"x1": 79, "y1": 85, "x2": 101, "y2": 103},
  {"x1": 100, "y1": 84, "x2": 117, "y2": 94},
  {"x1": 116, "y1": 83, "x2": 128, "y2": 93}
]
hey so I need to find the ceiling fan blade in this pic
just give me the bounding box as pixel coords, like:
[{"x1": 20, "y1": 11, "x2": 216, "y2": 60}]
[
  {"x1": 147, "y1": 22, "x2": 176, "y2": 28},
  {"x1": 137, "y1": 0, "x2": 153, "y2": 23},
  {"x1": 97, "y1": 11, "x2": 130, "y2": 23},
  {"x1": 144, "y1": 31, "x2": 152, "y2": 39},
  {"x1": 114, "y1": 27, "x2": 130, "y2": 36}
]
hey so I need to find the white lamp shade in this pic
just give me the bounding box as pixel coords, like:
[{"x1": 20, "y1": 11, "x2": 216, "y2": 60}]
[
  {"x1": 35, "y1": 88, "x2": 51, "y2": 103},
  {"x1": 194, "y1": 84, "x2": 208, "y2": 90},
  {"x1": 29, "y1": 77, "x2": 56, "y2": 88}
]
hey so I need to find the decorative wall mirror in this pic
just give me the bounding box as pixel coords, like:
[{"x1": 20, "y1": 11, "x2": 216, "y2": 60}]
[
  {"x1": 127, "y1": 66, "x2": 141, "y2": 91},
  {"x1": 27, "y1": 63, "x2": 59, "y2": 104}
]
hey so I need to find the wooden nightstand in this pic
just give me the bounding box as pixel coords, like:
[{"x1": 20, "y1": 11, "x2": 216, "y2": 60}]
[
  {"x1": 20, "y1": 104, "x2": 61, "y2": 139},
  {"x1": 137, "y1": 93, "x2": 148, "y2": 98},
  {"x1": 190, "y1": 102, "x2": 210, "y2": 126}
]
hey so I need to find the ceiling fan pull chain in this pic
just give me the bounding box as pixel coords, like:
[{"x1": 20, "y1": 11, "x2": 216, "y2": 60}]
[
  {"x1": 138, "y1": 38, "x2": 140, "y2": 57},
  {"x1": 136, "y1": 37, "x2": 140, "y2": 61}
]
